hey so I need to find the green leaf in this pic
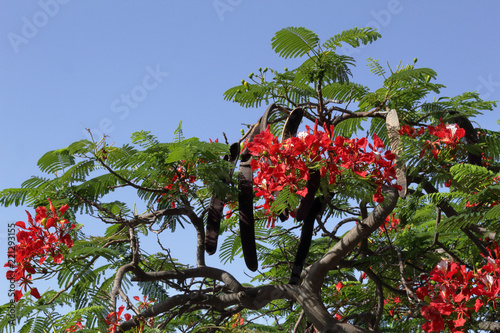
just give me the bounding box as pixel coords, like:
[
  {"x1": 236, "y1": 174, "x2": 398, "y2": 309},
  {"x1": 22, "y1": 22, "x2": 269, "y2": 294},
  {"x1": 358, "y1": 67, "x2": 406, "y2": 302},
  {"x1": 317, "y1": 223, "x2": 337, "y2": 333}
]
[
  {"x1": 323, "y1": 27, "x2": 381, "y2": 50},
  {"x1": 37, "y1": 149, "x2": 76, "y2": 174},
  {"x1": 131, "y1": 130, "x2": 159, "y2": 148},
  {"x1": 296, "y1": 52, "x2": 354, "y2": 84},
  {"x1": 366, "y1": 57, "x2": 386, "y2": 77},
  {"x1": 384, "y1": 67, "x2": 437, "y2": 87},
  {"x1": 271, "y1": 27, "x2": 319, "y2": 59},
  {"x1": 173, "y1": 120, "x2": 184, "y2": 143}
]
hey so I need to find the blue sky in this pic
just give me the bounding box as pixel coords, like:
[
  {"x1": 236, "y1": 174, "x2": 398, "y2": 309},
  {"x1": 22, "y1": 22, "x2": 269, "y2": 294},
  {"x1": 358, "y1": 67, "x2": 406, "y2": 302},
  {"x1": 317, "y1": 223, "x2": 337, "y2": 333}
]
[{"x1": 1, "y1": 0, "x2": 500, "y2": 306}]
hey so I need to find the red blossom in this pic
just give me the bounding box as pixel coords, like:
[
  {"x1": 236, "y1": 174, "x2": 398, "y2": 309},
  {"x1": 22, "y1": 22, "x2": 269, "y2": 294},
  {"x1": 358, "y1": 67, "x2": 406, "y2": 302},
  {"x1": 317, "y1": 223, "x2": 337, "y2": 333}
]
[
  {"x1": 4, "y1": 200, "x2": 76, "y2": 302},
  {"x1": 105, "y1": 305, "x2": 133, "y2": 333},
  {"x1": 247, "y1": 124, "x2": 398, "y2": 223},
  {"x1": 417, "y1": 246, "x2": 500, "y2": 332}
]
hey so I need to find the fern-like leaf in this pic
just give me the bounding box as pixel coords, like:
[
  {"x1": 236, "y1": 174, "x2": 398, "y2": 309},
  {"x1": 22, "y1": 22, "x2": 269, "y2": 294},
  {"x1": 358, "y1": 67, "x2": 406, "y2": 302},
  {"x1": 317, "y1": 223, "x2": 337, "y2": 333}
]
[
  {"x1": 323, "y1": 27, "x2": 381, "y2": 50},
  {"x1": 367, "y1": 57, "x2": 386, "y2": 78},
  {"x1": 37, "y1": 148, "x2": 76, "y2": 174},
  {"x1": 271, "y1": 27, "x2": 319, "y2": 59}
]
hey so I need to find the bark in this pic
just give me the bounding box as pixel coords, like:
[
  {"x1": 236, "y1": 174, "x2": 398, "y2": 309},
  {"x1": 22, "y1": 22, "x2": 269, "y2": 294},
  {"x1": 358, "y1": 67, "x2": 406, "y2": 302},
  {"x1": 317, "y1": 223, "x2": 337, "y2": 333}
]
[
  {"x1": 304, "y1": 186, "x2": 399, "y2": 293},
  {"x1": 130, "y1": 267, "x2": 244, "y2": 292}
]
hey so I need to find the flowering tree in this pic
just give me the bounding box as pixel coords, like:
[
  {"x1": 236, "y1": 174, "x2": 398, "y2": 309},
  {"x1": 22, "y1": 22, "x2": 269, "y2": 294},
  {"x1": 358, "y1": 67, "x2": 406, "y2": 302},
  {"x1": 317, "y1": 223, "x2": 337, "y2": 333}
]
[{"x1": 2, "y1": 27, "x2": 500, "y2": 332}]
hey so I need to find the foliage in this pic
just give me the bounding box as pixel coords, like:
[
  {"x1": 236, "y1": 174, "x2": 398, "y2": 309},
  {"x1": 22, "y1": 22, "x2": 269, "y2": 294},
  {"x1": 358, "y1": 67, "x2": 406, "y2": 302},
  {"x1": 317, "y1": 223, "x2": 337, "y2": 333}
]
[{"x1": 2, "y1": 26, "x2": 500, "y2": 333}]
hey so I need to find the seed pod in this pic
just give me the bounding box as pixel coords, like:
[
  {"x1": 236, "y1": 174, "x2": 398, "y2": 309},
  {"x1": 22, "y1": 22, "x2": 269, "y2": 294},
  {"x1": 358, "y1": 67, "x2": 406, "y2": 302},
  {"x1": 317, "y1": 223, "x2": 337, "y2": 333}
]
[{"x1": 289, "y1": 197, "x2": 322, "y2": 284}]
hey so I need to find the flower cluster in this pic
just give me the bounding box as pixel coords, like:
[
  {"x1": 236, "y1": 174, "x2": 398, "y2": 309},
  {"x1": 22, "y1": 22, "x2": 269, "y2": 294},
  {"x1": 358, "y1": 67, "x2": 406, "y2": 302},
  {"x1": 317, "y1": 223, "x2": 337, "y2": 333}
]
[
  {"x1": 379, "y1": 213, "x2": 401, "y2": 234},
  {"x1": 159, "y1": 162, "x2": 197, "y2": 208},
  {"x1": 399, "y1": 119, "x2": 466, "y2": 160},
  {"x1": 105, "y1": 296, "x2": 155, "y2": 332},
  {"x1": 384, "y1": 295, "x2": 401, "y2": 317},
  {"x1": 416, "y1": 243, "x2": 500, "y2": 332},
  {"x1": 105, "y1": 305, "x2": 131, "y2": 333},
  {"x1": 4, "y1": 199, "x2": 76, "y2": 301},
  {"x1": 134, "y1": 295, "x2": 156, "y2": 329},
  {"x1": 246, "y1": 122, "x2": 397, "y2": 220}
]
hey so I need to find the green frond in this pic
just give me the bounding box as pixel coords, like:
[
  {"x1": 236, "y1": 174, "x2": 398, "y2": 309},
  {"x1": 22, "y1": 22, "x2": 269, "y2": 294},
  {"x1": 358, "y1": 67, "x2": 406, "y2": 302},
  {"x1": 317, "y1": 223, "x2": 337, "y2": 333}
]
[
  {"x1": 332, "y1": 117, "x2": 364, "y2": 138},
  {"x1": 323, "y1": 27, "x2": 381, "y2": 50},
  {"x1": 223, "y1": 82, "x2": 275, "y2": 108},
  {"x1": 165, "y1": 137, "x2": 202, "y2": 163},
  {"x1": 322, "y1": 82, "x2": 368, "y2": 103},
  {"x1": 385, "y1": 67, "x2": 437, "y2": 87},
  {"x1": 137, "y1": 281, "x2": 170, "y2": 303},
  {"x1": 450, "y1": 163, "x2": 496, "y2": 191},
  {"x1": 270, "y1": 186, "x2": 300, "y2": 216},
  {"x1": 74, "y1": 171, "x2": 126, "y2": 202},
  {"x1": 358, "y1": 88, "x2": 387, "y2": 110},
  {"x1": 485, "y1": 204, "x2": 500, "y2": 220},
  {"x1": 101, "y1": 144, "x2": 140, "y2": 170},
  {"x1": 438, "y1": 212, "x2": 483, "y2": 232},
  {"x1": 173, "y1": 120, "x2": 184, "y2": 143},
  {"x1": 271, "y1": 27, "x2": 319, "y2": 59},
  {"x1": 440, "y1": 91, "x2": 497, "y2": 117},
  {"x1": 296, "y1": 52, "x2": 354, "y2": 85},
  {"x1": 419, "y1": 101, "x2": 448, "y2": 116},
  {"x1": 17, "y1": 315, "x2": 47, "y2": 333},
  {"x1": 366, "y1": 57, "x2": 386, "y2": 77},
  {"x1": 131, "y1": 130, "x2": 160, "y2": 148},
  {"x1": 426, "y1": 191, "x2": 456, "y2": 207},
  {"x1": 66, "y1": 139, "x2": 94, "y2": 155},
  {"x1": 37, "y1": 148, "x2": 76, "y2": 174},
  {"x1": 59, "y1": 160, "x2": 99, "y2": 185},
  {"x1": 219, "y1": 233, "x2": 242, "y2": 264},
  {"x1": 0, "y1": 187, "x2": 37, "y2": 207},
  {"x1": 481, "y1": 129, "x2": 500, "y2": 160}
]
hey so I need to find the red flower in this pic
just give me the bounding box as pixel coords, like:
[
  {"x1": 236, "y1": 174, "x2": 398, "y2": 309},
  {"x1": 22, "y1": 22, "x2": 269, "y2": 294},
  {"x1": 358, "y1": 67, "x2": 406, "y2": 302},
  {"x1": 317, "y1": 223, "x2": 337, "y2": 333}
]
[
  {"x1": 105, "y1": 305, "x2": 132, "y2": 333},
  {"x1": 247, "y1": 124, "x2": 398, "y2": 221},
  {"x1": 4, "y1": 200, "x2": 76, "y2": 302}
]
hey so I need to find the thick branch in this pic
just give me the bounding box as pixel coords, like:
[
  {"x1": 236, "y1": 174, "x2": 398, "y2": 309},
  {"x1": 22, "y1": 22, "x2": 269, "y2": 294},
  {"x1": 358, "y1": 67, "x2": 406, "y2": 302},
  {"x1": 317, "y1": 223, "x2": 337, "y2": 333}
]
[
  {"x1": 118, "y1": 284, "x2": 295, "y2": 332},
  {"x1": 131, "y1": 267, "x2": 244, "y2": 292},
  {"x1": 180, "y1": 197, "x2": 206, "y2": 267},
  {"x1": 304, "y1": 187, "x2": 399, "y2": 293}
]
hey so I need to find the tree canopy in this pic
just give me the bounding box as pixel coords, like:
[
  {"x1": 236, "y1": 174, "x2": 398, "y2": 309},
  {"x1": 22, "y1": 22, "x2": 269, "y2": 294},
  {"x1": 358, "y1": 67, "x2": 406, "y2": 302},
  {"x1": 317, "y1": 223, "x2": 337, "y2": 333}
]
[{"x1": 2, "y1": 26, "x2": 500, "y2": 333}]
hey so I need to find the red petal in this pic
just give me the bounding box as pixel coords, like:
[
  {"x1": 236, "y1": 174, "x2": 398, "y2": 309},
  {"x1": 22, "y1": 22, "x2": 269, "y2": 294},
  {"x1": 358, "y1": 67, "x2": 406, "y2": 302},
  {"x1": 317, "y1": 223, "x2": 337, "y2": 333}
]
[
  {"x1": 15, "y1": 221, "x2": 26, "y2": 229},
  {"x1": 30, "y1": 287, "x2": 41, "y2": 299},
  {"x1": 14, "y1": 290, "x2": 23, "y2": 302},
  {"x1": 52, "y1": 253, "x2": 63, "y2": 264},
  {"x1": 48, "y1": 198, "x2": 56, "y2": 216},
  {"x1": 46, "y1": 217, "x2": 56, "y2": 229},
  {"x1": 59, "y1": 204, "x2": 69, "y2": 216},
  {"x1": 373, "y1": 134, "x2": 384, "y2": 149}
]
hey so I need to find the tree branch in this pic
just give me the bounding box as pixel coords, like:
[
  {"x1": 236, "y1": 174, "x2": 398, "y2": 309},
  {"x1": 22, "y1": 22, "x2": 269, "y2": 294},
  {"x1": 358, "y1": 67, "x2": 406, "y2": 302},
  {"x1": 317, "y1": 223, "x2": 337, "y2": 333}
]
[
  {"x1": 131, "y1": 266, "x2": 244, "y2": 292},
  {"x1": 304, "y1": 186, "x2": 399, "y2": 293}
]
